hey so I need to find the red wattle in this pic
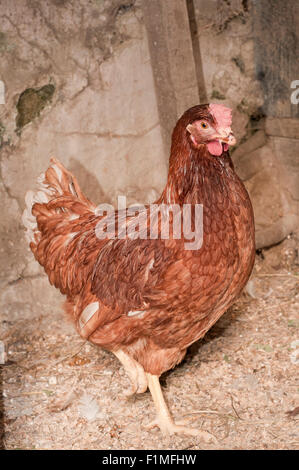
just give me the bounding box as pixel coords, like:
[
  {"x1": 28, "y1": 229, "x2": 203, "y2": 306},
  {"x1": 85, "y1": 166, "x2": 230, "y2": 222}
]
[{"x1": 207, "y1": 140, "x2": 223, "y2": 156}]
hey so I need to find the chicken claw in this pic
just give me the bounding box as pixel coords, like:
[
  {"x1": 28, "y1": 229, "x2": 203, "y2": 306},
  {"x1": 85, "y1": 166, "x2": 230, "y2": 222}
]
[
  {"x1": 145, "y1": 418, "x2": 216, "y2": 442},
  {"x1": 146, "y1": 373, "x2": 217, "y2": 443}
]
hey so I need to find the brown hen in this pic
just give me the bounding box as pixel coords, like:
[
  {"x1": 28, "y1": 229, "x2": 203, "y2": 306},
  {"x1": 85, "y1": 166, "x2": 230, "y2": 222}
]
[{"x1": 23, "y1": 104, "x2": 255, "y2": 440}]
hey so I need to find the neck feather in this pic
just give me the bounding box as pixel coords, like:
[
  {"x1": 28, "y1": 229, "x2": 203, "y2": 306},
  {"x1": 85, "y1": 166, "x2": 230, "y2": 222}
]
[{"x1": 159, "y1": 144, "x2": 234, "y2": 205}]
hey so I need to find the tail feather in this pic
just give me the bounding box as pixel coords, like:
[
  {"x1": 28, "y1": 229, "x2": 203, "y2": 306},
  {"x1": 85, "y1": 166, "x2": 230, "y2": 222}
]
[
  {"x1": 23, "y1": 157, "x2": 96, "y2": 243},
  {"x1": 23, "y1": 157, "x2": 100, "y2": 295}
]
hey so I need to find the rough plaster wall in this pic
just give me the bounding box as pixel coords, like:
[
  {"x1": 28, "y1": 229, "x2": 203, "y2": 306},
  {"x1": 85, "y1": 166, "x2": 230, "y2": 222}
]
[{"x1": 0, "y1": 0, "x2": 166, "y2": 313}]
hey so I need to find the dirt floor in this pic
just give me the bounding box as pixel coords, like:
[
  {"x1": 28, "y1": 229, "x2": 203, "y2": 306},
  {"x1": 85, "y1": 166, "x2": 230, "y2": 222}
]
[{"x1": 1, "y1": 234, "x2": 299, "y2": 450}]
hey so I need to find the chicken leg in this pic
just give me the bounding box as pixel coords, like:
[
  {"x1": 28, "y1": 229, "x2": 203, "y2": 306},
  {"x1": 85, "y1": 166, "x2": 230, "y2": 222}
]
[
  {"x1": 114, "y1": 349, "x2": 148, "y2": 396},
  {"x1": 146, "y1": 373, "x2": 216, "y2": 442}
]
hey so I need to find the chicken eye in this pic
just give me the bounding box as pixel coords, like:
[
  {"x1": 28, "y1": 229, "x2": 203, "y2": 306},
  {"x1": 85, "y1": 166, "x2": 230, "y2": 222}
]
[{"x1": 201, "y1": 122, "x2": 208, "y2": 129}]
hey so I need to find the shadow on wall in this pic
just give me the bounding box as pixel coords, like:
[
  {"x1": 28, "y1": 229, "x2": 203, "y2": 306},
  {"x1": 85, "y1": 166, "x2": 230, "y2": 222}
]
[{"x1": 68, "y1": 158, "x2": 107, "y2": 206}]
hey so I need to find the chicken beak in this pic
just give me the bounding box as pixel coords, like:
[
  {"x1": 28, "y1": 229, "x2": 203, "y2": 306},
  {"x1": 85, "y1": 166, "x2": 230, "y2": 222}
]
[{"x1": 216, "y1": 128, "x2": 236, "y2": 147}]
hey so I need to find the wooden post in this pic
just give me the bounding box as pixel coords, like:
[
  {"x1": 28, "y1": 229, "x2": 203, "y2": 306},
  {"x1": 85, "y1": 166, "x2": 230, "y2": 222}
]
[
  {"x1": 252, "y1": 0, "x2": 299, "y2": 118},
  {"x1": 141, "y1": 0, "x2": 205, "y2": 159}
]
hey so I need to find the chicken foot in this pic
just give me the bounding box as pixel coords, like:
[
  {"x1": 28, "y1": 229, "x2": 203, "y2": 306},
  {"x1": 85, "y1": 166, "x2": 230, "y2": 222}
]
[
  {"x1": 114, "y1": 349, "x2": 148, "y2": 396},
  {"x1": 146, "y1": 373, "x2": 217, "y2": 442}
]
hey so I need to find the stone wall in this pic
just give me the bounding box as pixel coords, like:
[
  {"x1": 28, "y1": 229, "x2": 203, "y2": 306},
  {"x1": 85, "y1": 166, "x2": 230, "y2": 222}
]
[{"x1": 192, "y1": 0, "x2": 299, "y2": 248}]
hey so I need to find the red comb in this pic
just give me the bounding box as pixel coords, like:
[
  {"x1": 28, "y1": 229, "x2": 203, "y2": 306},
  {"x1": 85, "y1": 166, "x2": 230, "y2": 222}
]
[{"x1": 209, "y1": 103, "x2": 232, "y2": 128}]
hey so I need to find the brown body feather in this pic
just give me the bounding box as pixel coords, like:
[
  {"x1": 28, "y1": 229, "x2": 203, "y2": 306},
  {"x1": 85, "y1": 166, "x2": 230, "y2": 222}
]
[{"x1": 23, "y1": 105, "x2": 255, "y2": 377}]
